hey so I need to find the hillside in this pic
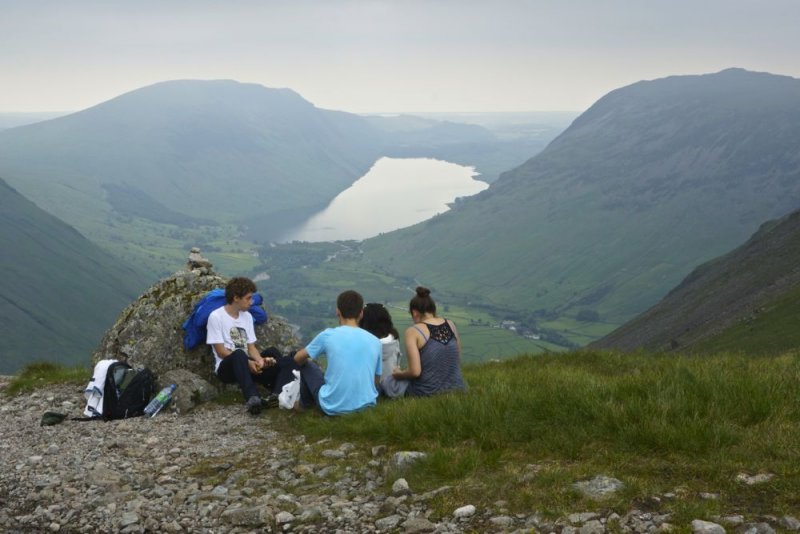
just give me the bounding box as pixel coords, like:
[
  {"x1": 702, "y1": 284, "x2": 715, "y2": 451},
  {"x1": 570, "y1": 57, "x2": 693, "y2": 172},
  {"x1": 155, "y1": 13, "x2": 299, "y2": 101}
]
[
  {"x1": 364, "y1": 113, "x2": 564, "y2": 184},
  {"x1": 0, "y1": 177, "x2": 147, "y2": 374},
  {"x1": 0, "y1": 82, "x2": 559, "y2": 277},
  {"x1": 0, "y1": 112, "x2": 67, "y2": 131},
  {"x1": 361, "y1": 69, "x2": 800, "y2": 341},
  {"x1": 0, "y1": 80, "x2": 383, "y2": 245},
  {"x1": 4, "y1": 351, "x2": 800, "y2": 532},
  {"x1": 592, "y1": 208, "x2": 800, "y2": 353}
]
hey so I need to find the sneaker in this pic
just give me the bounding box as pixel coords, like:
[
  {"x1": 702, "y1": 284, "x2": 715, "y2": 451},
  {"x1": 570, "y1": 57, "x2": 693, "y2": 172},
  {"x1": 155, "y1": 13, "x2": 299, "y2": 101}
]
[
  {"x1": 261, "y1": 394, "x2": 279, "y2": 409},
  {"x1": 246, "y1": 395, "x2": 262, "y2": 415}
]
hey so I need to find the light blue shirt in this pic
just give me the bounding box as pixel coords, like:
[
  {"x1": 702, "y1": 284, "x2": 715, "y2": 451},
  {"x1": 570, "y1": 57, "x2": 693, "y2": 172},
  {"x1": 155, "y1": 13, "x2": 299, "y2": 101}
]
[{"x1": 306, "y1": 326, "x2": 382, "y2": 415}]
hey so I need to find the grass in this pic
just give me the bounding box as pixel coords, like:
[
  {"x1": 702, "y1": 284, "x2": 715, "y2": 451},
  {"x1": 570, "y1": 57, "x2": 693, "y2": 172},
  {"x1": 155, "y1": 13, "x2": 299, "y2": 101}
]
[
  {"x1": 693, "y1": 285, "x2": 800, "y2": 356},
  {"x1": 9, "y1": 351, "x2": 799, "y2": 526},
  {"x1": 284, "y1": 350, "x2": 800, "y2": 523},
  {"x1": 2, "y1": 361, "x2": 90, "y2": 396}
]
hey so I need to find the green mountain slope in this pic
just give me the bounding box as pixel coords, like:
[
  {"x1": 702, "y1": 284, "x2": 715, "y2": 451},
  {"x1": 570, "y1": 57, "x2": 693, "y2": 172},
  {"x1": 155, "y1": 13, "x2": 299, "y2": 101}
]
[
  {"x1": 592, "y1": 208, "x2": 800, "y2": 354},
  {"x1": 0, "y1": 82, "x2": 561, "y2": 277},
  {"x1": 361, "y1": 69, "x2": 800, "y2": 338},
  {"x1": 0, "y1": 80, "x2": 383, "y2": 247},
  {"x1": 0, "y1": 177, "x2": 147, "y2": 374}
]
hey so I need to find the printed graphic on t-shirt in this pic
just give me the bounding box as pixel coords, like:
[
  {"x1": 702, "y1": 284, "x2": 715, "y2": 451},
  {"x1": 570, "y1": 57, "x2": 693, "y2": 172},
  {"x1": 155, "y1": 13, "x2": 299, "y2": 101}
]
[{"x1": 230, "y1": 327, "x2": 248, "y2": 350}]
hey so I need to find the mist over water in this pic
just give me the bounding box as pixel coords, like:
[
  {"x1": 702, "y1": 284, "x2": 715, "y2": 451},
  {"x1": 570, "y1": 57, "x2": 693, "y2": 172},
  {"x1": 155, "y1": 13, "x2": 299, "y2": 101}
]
[{"x1": 278, "y1": 157, "x2": 487, "y2": 243}]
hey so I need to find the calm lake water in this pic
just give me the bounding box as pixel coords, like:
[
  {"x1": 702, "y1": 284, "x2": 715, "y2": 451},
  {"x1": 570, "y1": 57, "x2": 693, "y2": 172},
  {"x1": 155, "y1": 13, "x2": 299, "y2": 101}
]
[{"x1": 278, "y1": 157, "x2": 488, "y2": 242}]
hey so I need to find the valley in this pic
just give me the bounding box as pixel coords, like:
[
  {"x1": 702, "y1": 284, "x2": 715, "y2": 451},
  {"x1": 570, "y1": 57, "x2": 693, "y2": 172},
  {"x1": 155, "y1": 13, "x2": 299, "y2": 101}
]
[
  {"x1": 3, "y1": 70, "x2": 800, "y2": 372},
  {"x1": 254, "y1": 240, "x2": 588, "y2": 360}
]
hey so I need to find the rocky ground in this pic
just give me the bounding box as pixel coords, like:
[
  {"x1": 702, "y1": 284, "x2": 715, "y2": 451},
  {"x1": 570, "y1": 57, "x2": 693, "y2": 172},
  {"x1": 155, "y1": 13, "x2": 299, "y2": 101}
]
[{"x1": 1, "y1": 380, "x2": 798, "y2": 533}]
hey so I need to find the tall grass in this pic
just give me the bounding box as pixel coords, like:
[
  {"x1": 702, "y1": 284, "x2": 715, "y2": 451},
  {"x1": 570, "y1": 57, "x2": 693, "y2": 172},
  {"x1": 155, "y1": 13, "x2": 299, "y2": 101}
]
[
  {"x1": 2, "y1": 361, "x2": 90, "y2": 396},
  {"x1": 289, "y1": 350, "x2": 800, "y2": 519}
]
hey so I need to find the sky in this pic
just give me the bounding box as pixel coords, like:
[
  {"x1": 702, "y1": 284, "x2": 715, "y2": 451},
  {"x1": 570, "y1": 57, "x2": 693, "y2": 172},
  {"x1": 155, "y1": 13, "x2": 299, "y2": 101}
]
[{"x1": 2, "y1": 0, "x2": 799, "y2": 114}]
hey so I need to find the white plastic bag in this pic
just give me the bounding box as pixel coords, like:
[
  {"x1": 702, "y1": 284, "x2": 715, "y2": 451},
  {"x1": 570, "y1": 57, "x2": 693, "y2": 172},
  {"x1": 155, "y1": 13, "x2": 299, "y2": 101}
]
[{"x1": 278, "y1": 370, "x2": 301, "y2": 409}]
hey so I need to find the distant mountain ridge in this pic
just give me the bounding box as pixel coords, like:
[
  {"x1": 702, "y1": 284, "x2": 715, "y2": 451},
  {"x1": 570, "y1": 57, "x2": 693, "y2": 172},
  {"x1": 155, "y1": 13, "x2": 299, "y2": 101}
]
[
  {"x1": 361, "y1": 69, "x2": 800, "y2": 341},
  {"x1": 592, "y1": 208, "x2": 800, "y2": 354},
  {"x1": 0, "y1": 80, "x2": 383, "y2": 240},
  {"x1": 0, "y1": 177, "x2": 147, "y2": 374},
  {"x1": 0, "y1": 80, "x2": 551, "y2": 278}
]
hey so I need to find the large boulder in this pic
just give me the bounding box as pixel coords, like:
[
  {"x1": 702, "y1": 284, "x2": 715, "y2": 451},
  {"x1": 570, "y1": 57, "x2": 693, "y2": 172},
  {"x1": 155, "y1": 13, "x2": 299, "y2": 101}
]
[{"x1": 92, "y1": 248, "x2": 299, "y2": 384}]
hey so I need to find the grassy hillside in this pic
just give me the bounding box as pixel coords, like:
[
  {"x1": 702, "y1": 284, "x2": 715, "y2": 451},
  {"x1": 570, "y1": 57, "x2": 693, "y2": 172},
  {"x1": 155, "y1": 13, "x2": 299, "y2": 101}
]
[
  {"x1": 0, "y1": 81, "x2": 384, "y2": 277},
  {"x1": 361, "y1": 69, "x2": 800, "y2": 342},
  {"x1": 12, "y1": 349, "x2": 799, "y2": 527},
  {"x1": 594, "y1": 209, "x2": 800, "y2": 353},
  {"x1": 254, "y1": 241, "x2": 566, "y2": 362},
  {"x1": 0, "y1": 178, "x2": 148, "y2": 374},
  {"x1": 693, "y1": 285, "x2": 800, "y2": 355},
  {"x1": 0, "y1": 84, "x2": 570, "y2": 279},
  {"x1": 283, "y1": 350, "x2": 800, "y2": 524}
]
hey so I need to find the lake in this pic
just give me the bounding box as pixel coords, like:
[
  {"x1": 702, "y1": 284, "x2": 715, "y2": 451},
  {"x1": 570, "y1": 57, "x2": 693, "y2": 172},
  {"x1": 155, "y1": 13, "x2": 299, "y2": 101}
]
[{"x1": 277, "y1": 157, "x2": 488, "y2": 242}]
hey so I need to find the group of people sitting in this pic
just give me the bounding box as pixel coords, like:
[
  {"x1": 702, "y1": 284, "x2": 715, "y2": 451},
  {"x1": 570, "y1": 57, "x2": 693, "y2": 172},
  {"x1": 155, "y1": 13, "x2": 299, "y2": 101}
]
[{"x1": 206, "y1": 277, "x2": 467, "y2": 416}]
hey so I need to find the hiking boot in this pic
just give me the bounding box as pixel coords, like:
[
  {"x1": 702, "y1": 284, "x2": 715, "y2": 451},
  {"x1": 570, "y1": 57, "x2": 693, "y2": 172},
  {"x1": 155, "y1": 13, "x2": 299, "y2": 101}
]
[
  {"x1": 261, "y1": 394, "x2": 279, "y2": 409},
  {"x1": 246, "y1": 395, "x2": 263, "y2": 415}
]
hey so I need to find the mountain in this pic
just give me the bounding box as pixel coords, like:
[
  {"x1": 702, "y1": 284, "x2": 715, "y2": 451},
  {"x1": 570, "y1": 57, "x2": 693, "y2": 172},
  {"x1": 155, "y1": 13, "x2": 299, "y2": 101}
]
[
  {"x1": 361, "y1": 69, "x2": 800, "y2": 341},
  {"x1": 591, "y1": 208, "x2": 800, "y2": 354},
  {"x1": 0, "y1": 81, "x2": 559, "y2": 277},
  {"x1": 363, "y1": 113, "x2": 567, "y2": 184},
  {"x1": 0, "y1": 112, "x2": 68, "y2": 131},
  {"x1": 0, "y1": 177, "x2": 147, "y2": 374},
  {"x1": 0, "y1": 80, "x2": 383, "y2": 244}
]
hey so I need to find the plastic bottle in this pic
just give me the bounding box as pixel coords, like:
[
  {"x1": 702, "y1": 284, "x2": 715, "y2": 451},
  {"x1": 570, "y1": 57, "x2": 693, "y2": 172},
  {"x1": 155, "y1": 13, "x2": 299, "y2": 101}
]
[{"x1": 144, "y1": 384, "x2": 177, "y2": 417}]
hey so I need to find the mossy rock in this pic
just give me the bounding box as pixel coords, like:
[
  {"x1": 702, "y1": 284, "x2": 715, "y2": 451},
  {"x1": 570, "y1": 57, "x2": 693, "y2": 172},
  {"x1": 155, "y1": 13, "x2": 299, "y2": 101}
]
[{"x1": 92, "y1": 256, "x2": 298, "y2": 384}]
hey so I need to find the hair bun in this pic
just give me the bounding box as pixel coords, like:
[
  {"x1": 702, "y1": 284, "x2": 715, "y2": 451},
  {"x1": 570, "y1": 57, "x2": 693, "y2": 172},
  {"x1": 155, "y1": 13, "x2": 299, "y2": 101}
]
[{"x1": 415, "y1": 286, "x2": 431, "y2": 298}]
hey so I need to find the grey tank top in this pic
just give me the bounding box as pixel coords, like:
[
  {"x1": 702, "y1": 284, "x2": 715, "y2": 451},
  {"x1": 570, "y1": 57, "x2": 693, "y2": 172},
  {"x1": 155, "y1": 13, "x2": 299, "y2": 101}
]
[{"x1": 407, "y1": 320, "x2": 467, "y2": 397}]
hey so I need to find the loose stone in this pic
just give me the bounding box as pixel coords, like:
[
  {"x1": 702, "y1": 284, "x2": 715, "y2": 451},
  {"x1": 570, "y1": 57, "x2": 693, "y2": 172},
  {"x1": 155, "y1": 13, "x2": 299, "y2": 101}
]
[
  {"x1": 392, "y1": 478, "x2": 411, "y2": 496},
  {"x1": 691, "y1": 519, "x2": 725, "y2": 534},
  {"x1": 453, "y1": 505, "x2": 476, "y2": 519}
]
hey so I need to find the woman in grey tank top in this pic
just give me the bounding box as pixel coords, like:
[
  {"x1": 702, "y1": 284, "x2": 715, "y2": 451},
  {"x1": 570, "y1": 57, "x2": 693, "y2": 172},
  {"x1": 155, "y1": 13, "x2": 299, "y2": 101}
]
[{"x1": 380, "y1": 286, "x2": 466, "y2": 398}]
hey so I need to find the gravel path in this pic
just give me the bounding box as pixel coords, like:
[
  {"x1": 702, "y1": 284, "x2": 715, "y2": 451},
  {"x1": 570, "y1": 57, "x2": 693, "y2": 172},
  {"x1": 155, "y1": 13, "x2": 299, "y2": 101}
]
[
  {"x1": 0, "y1": 382, "x2": 472, "y2": 533},
  {"x1": 3, "y1": 381, "x2": 796, "y2": 533}
]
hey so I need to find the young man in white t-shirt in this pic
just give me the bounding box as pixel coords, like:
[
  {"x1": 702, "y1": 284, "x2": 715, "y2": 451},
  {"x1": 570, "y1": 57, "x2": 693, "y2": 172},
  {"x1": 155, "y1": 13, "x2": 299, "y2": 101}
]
[{"x1": 206, "y1": 277, "x2": 279, "y2": 414}]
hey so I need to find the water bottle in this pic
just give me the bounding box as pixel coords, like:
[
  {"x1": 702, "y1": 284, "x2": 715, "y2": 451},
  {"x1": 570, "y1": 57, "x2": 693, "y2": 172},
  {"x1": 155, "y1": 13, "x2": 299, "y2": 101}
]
[{"x1": 144, "y1": 384, "x2": 177, "y2": 417}]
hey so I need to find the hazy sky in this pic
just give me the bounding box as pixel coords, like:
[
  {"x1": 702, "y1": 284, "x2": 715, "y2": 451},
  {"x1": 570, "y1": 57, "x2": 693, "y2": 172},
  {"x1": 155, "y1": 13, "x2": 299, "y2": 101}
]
[{"x1": 2, "y1": 0, "x2": 799, "y2": 114}]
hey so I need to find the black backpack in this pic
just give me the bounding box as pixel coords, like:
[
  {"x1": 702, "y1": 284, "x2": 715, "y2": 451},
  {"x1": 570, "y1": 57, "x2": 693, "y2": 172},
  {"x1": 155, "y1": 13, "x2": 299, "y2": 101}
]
[{"x1": 100, "y1": 361, "x2": 156, "y2": 420}]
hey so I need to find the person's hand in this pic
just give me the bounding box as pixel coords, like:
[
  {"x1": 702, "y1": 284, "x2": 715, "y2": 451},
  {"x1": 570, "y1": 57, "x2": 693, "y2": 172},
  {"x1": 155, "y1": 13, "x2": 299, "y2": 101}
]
[
  {"x1": 263, "y1": 357, "x2": 277, "y2": 367},
  {"x1": 248, "y1": 359, "x2": 262, "y2": 374},
  {"x1": 391, "y1": 367, "x2": 403, "y2": 379}
]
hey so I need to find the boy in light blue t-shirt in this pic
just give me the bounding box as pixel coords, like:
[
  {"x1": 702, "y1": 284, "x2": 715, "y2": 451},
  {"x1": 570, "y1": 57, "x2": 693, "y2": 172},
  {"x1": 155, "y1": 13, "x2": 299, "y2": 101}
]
[{"x1": 293, "y1": 290, "x2": 382, "y2": 415}]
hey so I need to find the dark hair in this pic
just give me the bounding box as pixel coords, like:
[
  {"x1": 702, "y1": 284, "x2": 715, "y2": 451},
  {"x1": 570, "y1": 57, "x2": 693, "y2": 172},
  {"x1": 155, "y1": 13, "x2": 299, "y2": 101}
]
[
  {"x1": 409, "y1": 286, "x2": 436, "y2": 316},
  {"x1": 337, "y1": 289, "x2": 364, "y2": 320},
  {"x1": 360, "y1": 303, "x2": 399, "y2": 339},
  {"x1": 225, "y1": 277, "x2": 257, "y2": 304}
]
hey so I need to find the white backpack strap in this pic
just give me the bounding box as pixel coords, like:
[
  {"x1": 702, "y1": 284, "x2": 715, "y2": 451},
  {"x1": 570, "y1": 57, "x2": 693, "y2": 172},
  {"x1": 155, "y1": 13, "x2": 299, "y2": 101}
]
[{"x1": 82, "y1": 359, "x2": 117, "y2": 417}]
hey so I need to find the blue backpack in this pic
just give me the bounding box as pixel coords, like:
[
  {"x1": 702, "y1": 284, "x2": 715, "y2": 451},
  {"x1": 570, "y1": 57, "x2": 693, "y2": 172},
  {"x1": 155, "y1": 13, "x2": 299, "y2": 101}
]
[{"x1": 182, "y1": 288, "x2": 268, "y2": 350}]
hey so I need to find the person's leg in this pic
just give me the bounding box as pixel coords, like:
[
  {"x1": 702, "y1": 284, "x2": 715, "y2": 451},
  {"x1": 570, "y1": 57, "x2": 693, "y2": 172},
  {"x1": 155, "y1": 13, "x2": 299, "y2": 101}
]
[
  {"x1": 380, "y1": 375, "x2": 410, "y2": 399},
  {"x1": 251, "y1": 347, "x2": 302, "y2": 395},
  {"x1": 215, "y1": 349, "x2": 259, "y2": 401},
  {"x1": 299, "y1": 361, "x2": 325, "y2": 408}
]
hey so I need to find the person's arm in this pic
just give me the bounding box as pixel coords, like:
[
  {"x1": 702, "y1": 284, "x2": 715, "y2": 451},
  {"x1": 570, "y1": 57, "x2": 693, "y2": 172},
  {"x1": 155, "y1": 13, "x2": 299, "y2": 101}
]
[
  {"x1": 374, "y1": 343, "x2": 383, "y2": 387},
  {"x1": 207, "y1": 312, "x2": 232, "y2": 357},
  {"x1": 247, "y1": 343, "x2": 275, "y2": 373},
  {"x1": 448, "y1": 319, "x2": 463, "y2": 356},
  {"x1": 294, "y1": 347, "x2": 310, "y2": 366},
  {"x1": 393, "y1": 327, "x2": 422, "y2": 379},
  {"x1": 212, "y1": 343, "x2": 233, "y2": 358}
]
